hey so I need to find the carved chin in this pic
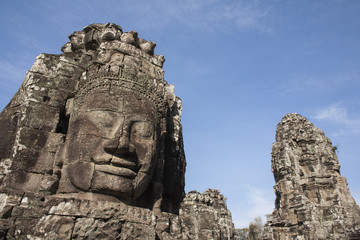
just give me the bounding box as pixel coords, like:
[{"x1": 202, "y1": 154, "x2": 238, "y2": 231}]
[
  {"x1": 67, "y1": 161, "x2": 134, "y2": 199},
  {"x1": 66, "y1": 161, "x2": 154, "y2": 200},
  {"x1": 91, "y1": 169, "x2": 153, "y2": 200}
]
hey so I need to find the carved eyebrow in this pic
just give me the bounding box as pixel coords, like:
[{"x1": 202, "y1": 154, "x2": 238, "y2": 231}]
[
  {"x1": 127, "y1": 117, "x2": 154, "y2": 123},
  {"x1": 87, "y1": 108, "x2": 120, "y2": 113}
]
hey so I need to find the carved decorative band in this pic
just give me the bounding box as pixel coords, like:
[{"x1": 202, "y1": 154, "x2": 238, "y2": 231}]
[{"x1": 75, "y1": 64, "x2": 167, "y2": 118}]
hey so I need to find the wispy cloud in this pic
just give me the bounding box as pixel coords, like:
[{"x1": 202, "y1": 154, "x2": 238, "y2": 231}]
[
  {"x1": 0, "y1": 59, "x2": 28, "y2": 110},
  {"x1": 314, "y1": 104, "x2": 347, "y2": 122},
  {"x1": 158, "y1": 0, "x2": 275, "y2": 33},
  {"x1": 313, "y1": 103, "x2": 360, "y2": 136},
  {"x1": 246, "y1": 186, "x2": 274, "y2": 220},
  {"x1": 232, "y1": 186, "x2": 274, "y2": 228},
  {"x1": 3, "y1": 0, "x2": 276, "y2": 51},
  {"x1": 279, "y1": 76, "x2": 326, "y2": 93},
  {"x1": 83, "y1": 0, "x2": 276, "y2": 33},
  {"x1": 219, "y1": 2, "x2": 274, "y2": 32},
  {"x1": 279, "y1": 73, "x2": 360, "y2": 94},
  {"x1": 0, "y1": 60, "x2": 27, "y2": 82},
  {"x1": 354, "y1": 192, "x2": 360, "y2": 206}
]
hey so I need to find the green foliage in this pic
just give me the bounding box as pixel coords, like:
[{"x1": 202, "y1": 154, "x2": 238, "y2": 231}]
[
  {"x1": 249, "y1": 217, "x2": 264, "y2": 240},
  {"x1": 333, "y1": 144, "x2": 340, "y2": 156},
  {"x1": 234, "y1": 228, "x2": 249, "y2": 240}
]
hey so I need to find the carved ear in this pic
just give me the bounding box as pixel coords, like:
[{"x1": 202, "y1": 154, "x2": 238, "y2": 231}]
[{"x1": 65, "y1": 98, "x2": 74, "y2": 118}]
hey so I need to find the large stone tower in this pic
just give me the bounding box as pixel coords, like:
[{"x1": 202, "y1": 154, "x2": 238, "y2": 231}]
[
  {"x1": 264, "y1": 113, "x2": 360, "y2": 239},
  {"x1": 0, "y1": 23, "x2": 234, "y2": 239}
]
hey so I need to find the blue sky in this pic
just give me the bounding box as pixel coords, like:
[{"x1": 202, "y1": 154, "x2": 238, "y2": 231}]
[{"x1": 1, "y1": 0, "x2": 360, "y2": 228}]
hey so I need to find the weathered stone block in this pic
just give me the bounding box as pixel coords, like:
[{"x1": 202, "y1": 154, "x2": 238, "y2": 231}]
[
  {"x1": 72, "y1": 218, "x2": 121, "y2": 240},
  {"x1": 35, "y1": 215, "x2": 75, "y2": 239},
  {"x1": 120, "y1": 222, "x2": 156, "y2": 240},
  {"x1": 22, "y1": 103, "x2": 60, "y2": 132},
  {"x1": 30, "y1": 54, "x2": 60, "y2": 77}
]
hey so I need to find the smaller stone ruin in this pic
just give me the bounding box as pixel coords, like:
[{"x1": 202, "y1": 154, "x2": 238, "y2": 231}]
[
  {"x1": 180, "y1": 189, "x2": 234, "y2": 239},
  {"x1": 264, "y1": 113, "x2": 360, "y2": 240}
]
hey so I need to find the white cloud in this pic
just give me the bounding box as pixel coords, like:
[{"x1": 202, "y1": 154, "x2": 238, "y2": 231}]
[
  {"x1": 314, "y1": 104, "x2": 347, "y2": 122},
  {"x1": 123, "y1": 0, "x2": 275, "y2": 33},
  {"x1": 279, "y1": 73, "x2": 360, "y2": 95},
  {"x1": 354, "y1": 193, "x2": 360, "y2": 206},
  {"x1": 0, "y1": 58, "x2": 30, "y2": 110},
  {"x1": 246, "y1": 187, "x2": 274, "y2": 220},
  {"x1": 279, "y1": 76, "x2": 325, "y2": 93},
  {"x1": 5, "y1": 0, "x2": 275, "y2": 45},
  {"x1": 0, "y1": 60, "x2": 27, "y2": 82},
  {"x1": 313, "y1": 103, "x2": 360, "y2": 135},
  {"x1": 232, "y1": 186, "x2": 274, "y2": 228},
  {"x1": 220, "y1": 3, "x2": 273, "y2": 32}
]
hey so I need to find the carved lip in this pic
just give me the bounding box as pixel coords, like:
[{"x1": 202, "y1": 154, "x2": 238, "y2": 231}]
[
  {"x1": 91, "y1": 154, "x2": 138, "y2": 174},
  {"x1": 111, "y1": 156, "x2": 137, "y2": 172},
  {"x1": 95, "y1": 164, "x2": 137, "y2": 178}
]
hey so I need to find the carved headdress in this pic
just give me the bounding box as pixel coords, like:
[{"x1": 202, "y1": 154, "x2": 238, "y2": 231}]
[
  {"x1": 64, "y1": 23, "x2": 185, "y2": 212},
  {"x1": 67, "y1": 23, "x2": 168, "y2": 119}
]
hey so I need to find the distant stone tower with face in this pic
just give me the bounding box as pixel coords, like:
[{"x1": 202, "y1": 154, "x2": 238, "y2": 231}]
[
  {"x1": 0, "y1": 23, "x2": 234, "y2": 239},
  {"x1": 264, "y1": 113, "x2": 360, "y2": 240}
]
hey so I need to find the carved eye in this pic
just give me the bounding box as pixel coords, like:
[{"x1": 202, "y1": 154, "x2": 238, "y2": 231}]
[
  {"x1": 131, "y1": 122, "x2": 154, "y2": 138},
  {"x1": 88, "y1": 111, "x2": 118, "y2": 129}
]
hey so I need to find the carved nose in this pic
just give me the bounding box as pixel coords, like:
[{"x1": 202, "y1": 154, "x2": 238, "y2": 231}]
[
  {"x1": 104, "y1": 119, "x2": 136, "y2": 156},
  {"x1": 118, "y1": 136, "x2": 136, "y2": 157},
  {"x1": 104, "y1": 134, "x2": 135, "y2": 157},
  {"x1": 118, "y1": 135, "x2": 135, "y2": 153}
]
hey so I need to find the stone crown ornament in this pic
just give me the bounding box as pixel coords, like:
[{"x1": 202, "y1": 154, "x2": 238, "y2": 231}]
[
  {"x1": 64, "y1": 23, "x2": 169, "y2": 119},
  {"x1": 73, "y1": 23, "x2": 157, "y2": 55},
  {"x1": 75, "y1": 63, "x2": 168, "y2": 118}
]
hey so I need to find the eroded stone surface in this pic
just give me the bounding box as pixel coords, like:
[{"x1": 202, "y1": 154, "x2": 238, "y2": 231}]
[
  {"x1": 0, "y1": 23, "x2": 234, "y2": 239},
  {"x1": 264, "y1": 113, "x2": 360, "y2": 240},
  {"x1": 180, "y1": 189, "x2": 235, "y2": 239}
]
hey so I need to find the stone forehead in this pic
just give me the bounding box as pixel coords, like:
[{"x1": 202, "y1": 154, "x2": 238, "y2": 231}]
[
  {"x1": 74, "y1": 74, "x2": 167, "y2": 118},
  {"x1": 75, "y1": 90, "x2": 158, "y2": 116}
]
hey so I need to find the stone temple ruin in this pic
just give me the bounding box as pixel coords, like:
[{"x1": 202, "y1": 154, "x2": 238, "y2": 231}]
[
  {"x1": 264, "y1": 113, "x2": 360, "y2": 239},
  {"x1": 0, "y1": 23, "x2": 360, "y2": 240},
  {"x1": 0, "y1": 23, "x2": 234, "y2": 239}
]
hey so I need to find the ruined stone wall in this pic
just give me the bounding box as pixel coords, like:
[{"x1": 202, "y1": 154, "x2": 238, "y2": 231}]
[
  {"x1": 264, "y1": 113, "x2": 360, "y2": 240},
  {"x1": 0, "y1": 189, "x2": 234, "y2": 239}
]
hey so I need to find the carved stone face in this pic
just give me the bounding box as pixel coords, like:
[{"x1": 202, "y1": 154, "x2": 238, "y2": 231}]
[{"x1": 66, "y1": 90, "x2": 158, "y2": 201}]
